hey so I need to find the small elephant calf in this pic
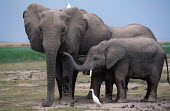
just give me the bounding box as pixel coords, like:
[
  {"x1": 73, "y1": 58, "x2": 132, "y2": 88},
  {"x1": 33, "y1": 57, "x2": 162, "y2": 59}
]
[{"x1": 63, "y1": 37, "x2": 169, "y2": 102}]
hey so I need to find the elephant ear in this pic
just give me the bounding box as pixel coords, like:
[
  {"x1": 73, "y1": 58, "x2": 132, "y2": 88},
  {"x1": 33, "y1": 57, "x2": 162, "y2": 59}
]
[
  {"x1": 23, "y1": 3, "x2": 49, "y2": 52},
  {"x1": 62, "y1": 7, "x2": 88, "y2": 52},
  {"x1": 105, "y1": 41, "x2": 126, "y2": 69}
]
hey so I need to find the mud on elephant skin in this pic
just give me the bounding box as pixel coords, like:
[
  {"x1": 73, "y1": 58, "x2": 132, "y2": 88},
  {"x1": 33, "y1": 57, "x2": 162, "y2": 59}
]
[{"x1": 63, "y1": 37, "x2": 169, "y2": 103}]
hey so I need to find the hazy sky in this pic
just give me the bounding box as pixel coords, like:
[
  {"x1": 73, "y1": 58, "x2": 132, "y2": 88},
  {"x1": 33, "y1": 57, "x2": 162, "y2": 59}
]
[{"x1": 0, "y1": 0, "x2": 170, "y2": 42}]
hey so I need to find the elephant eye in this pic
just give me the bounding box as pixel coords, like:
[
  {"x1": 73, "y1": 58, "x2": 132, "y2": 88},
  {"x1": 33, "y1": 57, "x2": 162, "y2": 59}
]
[
  {"x1": 62, "y1": 27, "x2": 65, "y2": 33},
  {"x1": 39, "y1": 26, "x2": 43, "y2": 32},
  {"x1": 93, "y1": 56, "x2": 99, "y2": 60}
]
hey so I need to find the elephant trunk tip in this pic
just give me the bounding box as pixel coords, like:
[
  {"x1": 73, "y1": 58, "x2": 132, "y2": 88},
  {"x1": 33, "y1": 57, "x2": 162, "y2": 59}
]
[
  {"x1": 62, "y1": 52, "x2": 69, "y2": 56},
  {"x1": 63, "y1": 52, "x2": 92, "y2": 71},
  {"x1": 62, "y1": 52, "x2": 80, "y2": 71}
]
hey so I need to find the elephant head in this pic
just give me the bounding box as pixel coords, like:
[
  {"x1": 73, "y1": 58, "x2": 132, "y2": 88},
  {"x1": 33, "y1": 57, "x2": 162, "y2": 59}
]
[
  {"x1": 63, "y1": 40, "x2": 126, "y2": 71},
  {"x1": 23, "y1": 3, "x2": 87, "y2": 53},
  {"x1": 23, "y1": 3, "x2": 88, "y2": 106}
]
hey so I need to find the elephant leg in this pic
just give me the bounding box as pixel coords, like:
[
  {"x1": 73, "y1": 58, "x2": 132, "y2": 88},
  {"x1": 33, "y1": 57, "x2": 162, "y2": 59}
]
[
  {"x1": 141, "y1": 79, "x2": 151, "y2": 102},
  {"x1": 104, "y1": 70, "x2": 114, "y2": 103},
  {"x1": 114, "y1": 61, "x2": 129, "y2": 103},
  {"x1": 86, "y1": 70, "x2": 104, "y2": 100},
  {"x1": 86, "y1": 84, "x2": 92, "y2": 99},
  {"x1": 104, "y1": 80, "x2": 113, "y2": 103},
  {"x1": 114, "y1": 72, "x2": 127, "y2": 103},
  {"x1": 55, "y1": 55, "x2": 63, "y2": 102},
  {"x1": 59, "y1": 57, "x2": 74, "y2": 105},
  {"x1": 72, "y1": 70, "x2": 78, "y2": 99},
  {"x1": 142, "y1": 73, "x2": 161, "y2": 102},
  {"x1": 147, "y1": 80, "x2": 159, "y2": 102},
  {"x1": 125, "y1": 77, "x2": 130, "y2": 91},
  {"x1": 56, "y1": 79, "x2": 62, "y2": 99}
]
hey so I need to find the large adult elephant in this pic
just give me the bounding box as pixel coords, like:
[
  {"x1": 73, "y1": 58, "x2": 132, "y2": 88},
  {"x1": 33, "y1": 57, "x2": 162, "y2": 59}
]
[
  {"x1": 23, "y1": 3, "x2": 112, "y2": 107},
  {"x1": 23, "y1": 3, "x2": 157, "y2": 107}
]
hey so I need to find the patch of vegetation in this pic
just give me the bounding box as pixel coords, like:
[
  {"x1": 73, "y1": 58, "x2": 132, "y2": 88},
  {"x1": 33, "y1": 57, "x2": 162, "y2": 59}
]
[
  {"x1": 0, "y1": 48, "x2": 45, "y2": 63},
  {"x1": 160, "y1": 43, "x2": 170, "y2": 54}
]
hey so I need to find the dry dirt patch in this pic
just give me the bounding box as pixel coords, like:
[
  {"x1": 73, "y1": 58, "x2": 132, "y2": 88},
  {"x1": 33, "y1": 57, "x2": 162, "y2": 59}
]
[{"x1": 0, "y1": 42, "x2": 30, "y2": 48}]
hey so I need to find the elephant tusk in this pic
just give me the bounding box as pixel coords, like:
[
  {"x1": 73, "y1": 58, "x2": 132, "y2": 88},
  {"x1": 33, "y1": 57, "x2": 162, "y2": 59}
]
[{"x1": 90, "y1": 70, "x2": 92, "y2": 77}]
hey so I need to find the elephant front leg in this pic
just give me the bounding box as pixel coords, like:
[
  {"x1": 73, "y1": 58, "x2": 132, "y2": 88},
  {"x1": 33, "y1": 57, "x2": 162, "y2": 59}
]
[
  {"x1": 114, "y1": 72, "x2": 127, "y2": 103},
  {"x1": 72, "y1": 71, "x2": 78, "y2": 99},
  {"x1": 55, "y1": 56, "x2": 63, "y2": 103},
  {"x1": 86, "y1": 70, "x2": 103, "y2": 100},
  {"x1": 59, "y1": 57, "x2": 74, "y2": 105},
  {"x1": 104, "y1": 81, "x2": 113, "y2": 103},
  {"x1": 104, "y1": 70, "x2": 114, "y2": 103}
]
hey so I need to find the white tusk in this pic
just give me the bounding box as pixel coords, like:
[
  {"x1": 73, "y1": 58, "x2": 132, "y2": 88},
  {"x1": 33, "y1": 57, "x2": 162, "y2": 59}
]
[{"x1": 90, "y1": 70, "x2": 92, "y2": 77}]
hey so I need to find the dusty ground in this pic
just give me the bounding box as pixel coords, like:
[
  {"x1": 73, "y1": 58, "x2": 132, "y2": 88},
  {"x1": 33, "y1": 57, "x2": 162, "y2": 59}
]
[
  {"x1": 40, "y1": 83, "x2": 170, "y2": 111},
  {"x1": 0, "y1": 69, "x2": 170, "y2": 111},
  {"x1": 0, "y1": 42, "x2": 30, "y2": 48}
]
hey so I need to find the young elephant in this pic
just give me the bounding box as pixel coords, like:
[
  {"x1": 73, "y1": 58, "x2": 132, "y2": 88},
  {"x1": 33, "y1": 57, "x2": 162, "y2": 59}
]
[{"x1": 63, "y1": 37, "x2": 169, "y2": 102}]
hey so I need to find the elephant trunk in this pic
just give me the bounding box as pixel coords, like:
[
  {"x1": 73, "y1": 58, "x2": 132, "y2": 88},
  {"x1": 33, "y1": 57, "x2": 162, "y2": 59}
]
[
  {"x1": 63, "y1": 52, "x2": 92, "y2": 71},
  {"x1": 43, "y1": 37, "x2": 61, "y2": 102}
]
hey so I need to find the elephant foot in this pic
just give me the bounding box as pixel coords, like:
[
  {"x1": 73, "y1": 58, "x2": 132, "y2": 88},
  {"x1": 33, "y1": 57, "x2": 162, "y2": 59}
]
[
  {"x1": 57, "y1": 97, "x2": 75, "y2": 106},
  {"x1": 56, "y1": 98, "x2": 62, "y2": 104},
  {"x1": 86, "y1": 91, "x2": 92, "y2": 99},
  {"x1": 42, "y1": 99, "x2": 53, "y2": 107},
  {"x1": 141, "y1": 97, "x2": 157, "y2": 102},
  {"x1": 103, "y1": 97, "x2": 113, "y2": 103},
  {"x1": 114, "y1": 98, "x2": 128, "y2": 103}
]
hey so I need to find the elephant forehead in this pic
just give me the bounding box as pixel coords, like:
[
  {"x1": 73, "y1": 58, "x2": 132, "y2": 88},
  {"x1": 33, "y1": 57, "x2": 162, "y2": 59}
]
[
  {"x1": 40, "y1": 12, "x2": 64, "y2": 25},
  {"x1": 89, "y1": 46, "x2": 103, "y2": 55}
]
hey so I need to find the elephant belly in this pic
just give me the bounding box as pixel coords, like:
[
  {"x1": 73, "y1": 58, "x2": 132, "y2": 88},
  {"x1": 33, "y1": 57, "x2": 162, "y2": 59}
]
[{"x1": 128, "y1": 65, "x2": 149, "y2": 79}]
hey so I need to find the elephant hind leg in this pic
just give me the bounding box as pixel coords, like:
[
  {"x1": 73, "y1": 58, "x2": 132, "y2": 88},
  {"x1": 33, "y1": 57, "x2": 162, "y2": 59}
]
[
  {"x1": 142, "y1": 69, "x2": 161, "y2": 102},
  {"x1": 141, "y1": 79, "x2": 151, "y2": 102},
  {"x1": 142, "y1": 79, "x2": 159, "y2": 102}
]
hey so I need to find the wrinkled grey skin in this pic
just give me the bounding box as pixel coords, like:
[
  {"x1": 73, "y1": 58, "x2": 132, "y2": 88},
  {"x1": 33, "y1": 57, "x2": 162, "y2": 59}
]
[
  {"x1": 23, "y1": 3, "x2": 157, "y2": 107},
  {"x1": 23, "y1": 3, "x2": 112, "y2": 107},
  {"x1": 64, "y1": 37, "x2": 169, "y2": 102},
  {"x1": 85, "y1": 24, "x2": 157, "y2": 101}
]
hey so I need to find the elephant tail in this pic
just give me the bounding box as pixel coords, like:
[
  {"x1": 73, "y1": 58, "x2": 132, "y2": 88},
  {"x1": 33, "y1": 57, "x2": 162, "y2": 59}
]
[{"x1": 165, "y1": 54, "x2": 170, "y2": 84}]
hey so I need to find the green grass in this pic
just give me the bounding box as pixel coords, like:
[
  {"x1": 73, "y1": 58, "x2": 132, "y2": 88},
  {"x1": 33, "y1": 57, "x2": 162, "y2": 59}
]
[
  {"x1": 0, "y1": 47, "x2": 45, "y2": 63},
  {"x1": 160, "y1": 43, "x2": 170, "y2": 54}
]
